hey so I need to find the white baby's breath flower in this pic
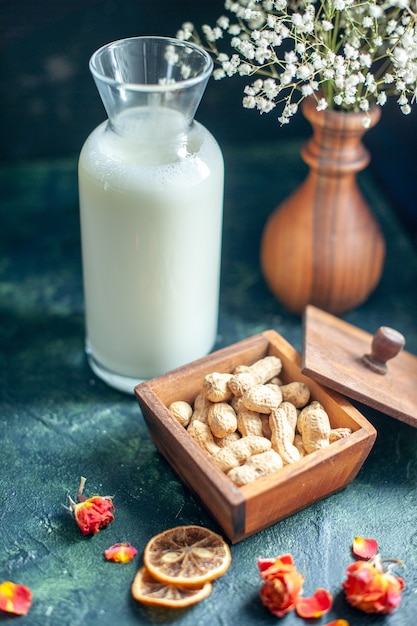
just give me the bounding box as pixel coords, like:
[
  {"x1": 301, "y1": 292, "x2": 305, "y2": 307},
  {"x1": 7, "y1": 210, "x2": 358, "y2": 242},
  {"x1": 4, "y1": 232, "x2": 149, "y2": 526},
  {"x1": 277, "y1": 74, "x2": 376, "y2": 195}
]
[
  {"x1": 217, "y1": 16, "x2": 230, "y2": 30},
  {"x1": 258, "y1": 97, "x2": 276, "y2": 112},
  {"x1": 362, "y1": 17, "x2": 373, "y2": 28},
  {"x1": 321, "y1": 20, "x2": 334, "y2": 31},
  {"x1": 297, "y1": 64, "x2": 313, "y2": 80},
  {"x1": 360, "y1": 53, "x2": 372, "y2": 68},
  {"x1": 228, "y1": 24, "x2": 242, "y2": 35},
  {"x1": 178, "y1": 0, "x2": 417, "y2": 123},
  {"x1": 213, "y1": 68, "x2": 226, "y2": 79},
  {"x1": 238, "y1": 63, "x2": 253, "y2": 75},
  {"x1": 359, "y1": 98, "x2": 370, "y2": 111},
  {"x1": 393, "y1": 47, "x2": 409, "y2": 66},
  {"x1": 177, "y1": 22, "x2": 195, "y2": 41},
  {"x1": 301, "y1": 84, "x2": 314, "y2": 97},
  {"x1": 263, "y1": 78, "x2": 279, "y2": 98},
  {"x1": 362, "y1": 115, "x2": 371, "y2": 128},
  {"x1": 369, "y1": 5, "x2": 383, "y2": 19},
  {"x1": 243, "y1": 95, "x2": 257, "y2": 108}
]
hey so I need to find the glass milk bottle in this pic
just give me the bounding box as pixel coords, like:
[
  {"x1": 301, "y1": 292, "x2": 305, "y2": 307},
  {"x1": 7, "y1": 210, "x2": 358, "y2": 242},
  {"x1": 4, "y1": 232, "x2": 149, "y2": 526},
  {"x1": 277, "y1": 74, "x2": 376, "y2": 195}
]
[{"x1": 78, "y1": 37, "x2": 224, "y2": 393}]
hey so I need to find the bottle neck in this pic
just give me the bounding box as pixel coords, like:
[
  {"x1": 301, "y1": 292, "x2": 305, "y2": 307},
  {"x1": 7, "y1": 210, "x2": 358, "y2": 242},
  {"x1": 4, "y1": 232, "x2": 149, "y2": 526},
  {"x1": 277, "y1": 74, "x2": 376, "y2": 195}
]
[
  {"x1": 108, "y1": 106, "x2": 190, "y2": 143},
  {"x1": 104, "y1": 106, "x2": 200, "y2": 165}
]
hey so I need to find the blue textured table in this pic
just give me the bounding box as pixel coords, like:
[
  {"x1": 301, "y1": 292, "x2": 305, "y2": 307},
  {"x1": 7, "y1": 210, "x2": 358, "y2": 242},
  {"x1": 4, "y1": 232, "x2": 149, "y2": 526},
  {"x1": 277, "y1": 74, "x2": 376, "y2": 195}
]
[{"x1": 1, "y1": 139, "x2": 417, "y2": 625}]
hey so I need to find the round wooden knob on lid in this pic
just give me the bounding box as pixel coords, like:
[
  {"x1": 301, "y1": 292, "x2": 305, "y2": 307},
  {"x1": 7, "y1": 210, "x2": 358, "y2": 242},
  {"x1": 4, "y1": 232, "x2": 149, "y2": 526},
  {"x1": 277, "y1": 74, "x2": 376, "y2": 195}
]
[
  {"x1": 361, "y1": 326, "x2": 405, "y2": 375},
  {"x1": 303, "y1": 306, "x2": 417, "y2": 426}
]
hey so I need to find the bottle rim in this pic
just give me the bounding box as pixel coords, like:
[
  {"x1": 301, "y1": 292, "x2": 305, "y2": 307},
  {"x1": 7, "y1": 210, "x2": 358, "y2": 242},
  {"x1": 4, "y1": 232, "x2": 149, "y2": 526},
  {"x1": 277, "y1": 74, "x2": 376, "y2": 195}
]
[{"x1": 89, "y1": 35, "x2": 214, "y2": 93}]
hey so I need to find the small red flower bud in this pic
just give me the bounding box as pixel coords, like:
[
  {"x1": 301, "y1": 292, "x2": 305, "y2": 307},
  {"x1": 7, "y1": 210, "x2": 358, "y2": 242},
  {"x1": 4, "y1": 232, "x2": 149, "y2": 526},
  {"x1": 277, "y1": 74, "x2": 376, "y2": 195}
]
[
  {"x1": 258, "y1": 554, "x2": 304, "y2": 617},
  {"x1": 68, "y1": 477, "x2": 115, "y2": 536},
  {"x1": 343, "y1": 555, "x2": 404, "y2": 614}
]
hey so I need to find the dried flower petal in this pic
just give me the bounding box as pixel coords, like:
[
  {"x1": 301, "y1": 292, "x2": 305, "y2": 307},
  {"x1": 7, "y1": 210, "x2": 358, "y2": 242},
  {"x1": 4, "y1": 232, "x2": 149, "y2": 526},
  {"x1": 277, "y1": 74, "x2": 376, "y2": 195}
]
[
  {"x1": 104, "y1": 542, "x2": 138, "y2": 563},
  {"x1": 0, "y1": 581, "x2": 32, "y2": 615},
  {"x1": 343, "y1": 556, "x2": 404, "y2": 614},
  {"x1": 258, "y1": 554, "x2": 304, "y2": 617},
  {"x1": 68, "y1": 477, "x2": 115, "y2": 536},
  {"x1": 352, "y1": 536, "x2": 378, "y2": 559},
  {"x1": 296, "y1": 587, "x2": 333, "y2": 618},
  {"x1": 324, "y1": 621, "x2": 350, "y2": 626}
]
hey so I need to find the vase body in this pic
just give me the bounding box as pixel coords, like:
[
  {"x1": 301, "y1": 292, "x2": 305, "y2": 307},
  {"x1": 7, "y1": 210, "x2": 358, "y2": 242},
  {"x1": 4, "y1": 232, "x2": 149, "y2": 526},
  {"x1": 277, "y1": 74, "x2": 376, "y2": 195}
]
[
  {"x1": 260, "y1": 97, "x2": 385, "y2": 316},
  {"x1": 78, "y1": 37, "x2": 224, "y2": 393}
]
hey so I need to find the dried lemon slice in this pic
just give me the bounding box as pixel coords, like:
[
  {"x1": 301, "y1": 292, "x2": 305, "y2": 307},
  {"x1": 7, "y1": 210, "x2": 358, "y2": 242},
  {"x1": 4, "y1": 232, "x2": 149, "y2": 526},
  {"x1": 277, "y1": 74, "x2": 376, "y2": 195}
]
[
  {"x1": 143, "y1": 525, "x2": 231, "y2": 587},
  {"x1": 131, "y1": 566, "x2": 212, "y2": 608}
]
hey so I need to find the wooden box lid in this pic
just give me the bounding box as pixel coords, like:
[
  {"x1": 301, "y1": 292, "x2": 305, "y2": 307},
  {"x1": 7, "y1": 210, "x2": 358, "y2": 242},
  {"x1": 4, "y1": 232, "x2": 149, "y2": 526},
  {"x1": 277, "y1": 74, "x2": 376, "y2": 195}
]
[{"x1": 302, "y1": 305, "x2": 417, "y2": 427}]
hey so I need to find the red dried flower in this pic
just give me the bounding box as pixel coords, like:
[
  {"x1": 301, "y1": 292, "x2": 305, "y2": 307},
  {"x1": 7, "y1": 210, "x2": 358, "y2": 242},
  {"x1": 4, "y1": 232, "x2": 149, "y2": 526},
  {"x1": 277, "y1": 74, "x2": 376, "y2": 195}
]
[
  {"x1": 104, "y1": 542, "x2": 138, "y2": 563},
  {"x1": 343, "y1": 555, "x2": 404, "y2": 614},
  {"x1": 258, "y1": 554, "x2": 304, "y2": 617},
  {"x1": 296, "y1": 587, "x2": 333, "y2": 618},
  {"x1": 0, "y1": 581, "x2": 32, "y2": 616},
  {"x1": 68, "y1": 477, "x2": 115, "y2": 536}
]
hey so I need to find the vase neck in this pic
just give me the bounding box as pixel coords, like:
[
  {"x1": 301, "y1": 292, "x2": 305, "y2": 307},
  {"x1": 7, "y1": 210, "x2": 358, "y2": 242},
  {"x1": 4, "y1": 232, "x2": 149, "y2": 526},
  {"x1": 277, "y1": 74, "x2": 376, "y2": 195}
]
[
  {"x1": 89, "y1": 36, "x2": 213, "y2": 138},
  {"x1": 301, "y1": 97, "x2": 381, "y2": 175}
]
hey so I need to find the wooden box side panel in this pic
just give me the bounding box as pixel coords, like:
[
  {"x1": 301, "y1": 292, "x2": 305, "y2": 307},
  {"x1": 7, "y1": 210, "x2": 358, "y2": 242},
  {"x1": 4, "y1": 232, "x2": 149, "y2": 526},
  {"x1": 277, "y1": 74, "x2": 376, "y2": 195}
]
[
  {"x1": 137, "y1": 385, "x2": 246, "y2": 542},
  {"x1": 240, "y1": 431, "x2": 374, "y2": 540}
]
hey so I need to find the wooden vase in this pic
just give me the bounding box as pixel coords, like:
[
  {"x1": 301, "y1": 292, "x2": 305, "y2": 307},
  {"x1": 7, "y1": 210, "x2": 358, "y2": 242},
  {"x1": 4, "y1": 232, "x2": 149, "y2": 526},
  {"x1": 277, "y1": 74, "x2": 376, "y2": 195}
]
[{"x1": 260, "y1": 97, "x2": 385, "y2": 316}]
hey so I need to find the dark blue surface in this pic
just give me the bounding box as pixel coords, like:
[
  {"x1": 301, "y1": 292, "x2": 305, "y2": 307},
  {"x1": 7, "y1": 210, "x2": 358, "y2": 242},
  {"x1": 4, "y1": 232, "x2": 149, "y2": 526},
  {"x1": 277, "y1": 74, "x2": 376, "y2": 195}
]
[{"x1": 1, "y1": 138, "x2": 417, "y2": 624}]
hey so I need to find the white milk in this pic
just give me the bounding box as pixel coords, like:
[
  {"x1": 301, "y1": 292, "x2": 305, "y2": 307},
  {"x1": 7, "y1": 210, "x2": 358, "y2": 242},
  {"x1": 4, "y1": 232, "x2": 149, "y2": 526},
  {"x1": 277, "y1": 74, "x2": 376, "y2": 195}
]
[{"x1": 78, "y1": 108, "x2": 224, "y2": 390}]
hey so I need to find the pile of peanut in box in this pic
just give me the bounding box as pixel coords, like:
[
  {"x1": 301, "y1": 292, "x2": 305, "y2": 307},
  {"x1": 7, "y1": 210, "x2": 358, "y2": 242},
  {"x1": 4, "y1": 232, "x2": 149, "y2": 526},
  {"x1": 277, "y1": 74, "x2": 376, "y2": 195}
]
[{"x1": 168, "y1": 356, "x2": 351, "y2": 487}]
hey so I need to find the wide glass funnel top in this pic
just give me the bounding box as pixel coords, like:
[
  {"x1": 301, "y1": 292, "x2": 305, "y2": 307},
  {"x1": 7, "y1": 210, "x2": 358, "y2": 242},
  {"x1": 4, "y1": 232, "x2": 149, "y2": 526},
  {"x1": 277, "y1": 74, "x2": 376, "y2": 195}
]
[{"x1": 89, "y1": 36, "x2": 213, "y2": 133}]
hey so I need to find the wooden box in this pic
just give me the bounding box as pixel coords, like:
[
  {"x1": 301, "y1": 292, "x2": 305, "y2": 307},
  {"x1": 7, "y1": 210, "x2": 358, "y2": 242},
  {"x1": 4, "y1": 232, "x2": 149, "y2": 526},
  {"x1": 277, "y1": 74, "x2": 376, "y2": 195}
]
[{"x1": 135, "y1": 330, "x2": 376, "y2": 543}]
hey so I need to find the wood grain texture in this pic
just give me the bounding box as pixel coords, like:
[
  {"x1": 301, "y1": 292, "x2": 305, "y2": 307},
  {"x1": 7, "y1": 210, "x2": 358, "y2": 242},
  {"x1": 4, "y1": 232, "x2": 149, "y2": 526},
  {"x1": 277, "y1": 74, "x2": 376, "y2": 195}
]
[
  {"x1": 135, "y1": 330, "x2": 376, "y2": 543},
  {"x1": 302, "y1": 305, "x2": 417, "y2": 426}
]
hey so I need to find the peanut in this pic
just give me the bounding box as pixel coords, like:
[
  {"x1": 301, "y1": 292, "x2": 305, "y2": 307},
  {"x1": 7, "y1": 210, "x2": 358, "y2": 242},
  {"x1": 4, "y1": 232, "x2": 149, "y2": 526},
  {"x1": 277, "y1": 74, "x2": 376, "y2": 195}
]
[
  {"x1": 277, "y1": 401, "x2": 298, "y2": 431},
  {"x1": 242, "y1": 383, "x2": 282, "y2": 414},
  {"x1": 232, "y1": 396, "x2": 264, "y2": 437},
  {"x1": 280, "y1": 381, "x2": 311, "y2": 408},
  {"x1": 260, "y1": 414, "x2": 272, "y2": 439},
  {"x1": 187, "y1": 420, "x2": 220, "y2": 456},
  {"x1": 294, "y1": 433, "x2": 306, "y2": 457},
  {"x1": 214, "y1": 432, "x2": 241, "y2": 447},
  {"x1": 168, "y1": 400, "x2": 193, "y2": 427},
  {"x1": 227, "y1": 355, "x2": 282, "y2": 397},
  {"x1": 189, "y1": 392, "x2": 212, "y2": 425},
  {"x1": 208, "y1": 402, "x2": 237, "y2": 438},
  {"x1": 203, "y1": 372, "x2": 234, "y2": 402},
  {"x1": 297, "y1": 401, "x2": 331, "y2": 453},
  {"x1": 237, "y1": 408, "x2": 264, "y2": 438},
  {"x1": 269, "y1": 406, "x2": 300, "y2": 465},
  {"x1": 233, "y1": 364, "x2": 251, "y2": 374},
  {"x1": 329, "y1": 427, "x2": 352, "y2": 443},
  {"x1": 227, "y1": 450, "x2": 283, "y2": 486},
  {"x1": 212, "y1": 435, "x2": 272, "y2": 473}
]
